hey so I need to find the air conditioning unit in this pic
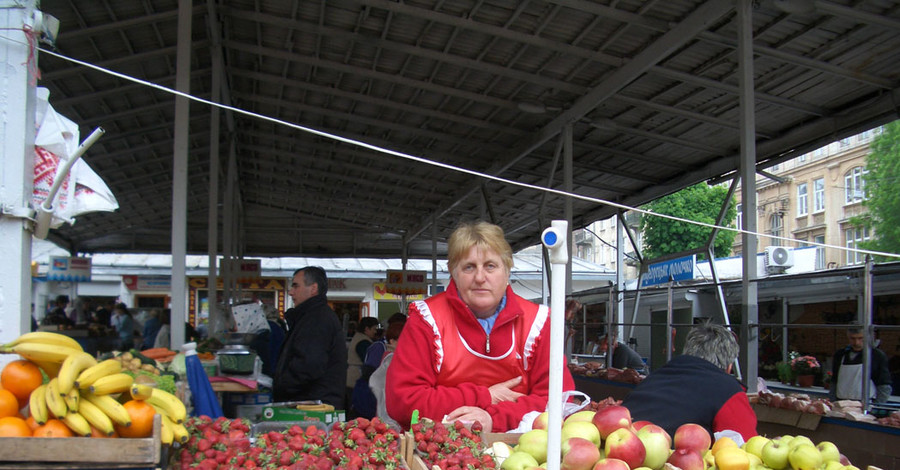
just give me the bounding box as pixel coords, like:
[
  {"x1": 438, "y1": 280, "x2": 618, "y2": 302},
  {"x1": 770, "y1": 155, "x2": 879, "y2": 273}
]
[{"x1": 765, "y1": 246, "x2": 794, "y2": 272}]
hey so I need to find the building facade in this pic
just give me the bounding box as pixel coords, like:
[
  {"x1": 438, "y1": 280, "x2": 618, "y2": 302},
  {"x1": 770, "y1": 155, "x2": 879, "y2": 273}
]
[{"x1": 733, "y1": 127, "x2": 881, "y2": 269}]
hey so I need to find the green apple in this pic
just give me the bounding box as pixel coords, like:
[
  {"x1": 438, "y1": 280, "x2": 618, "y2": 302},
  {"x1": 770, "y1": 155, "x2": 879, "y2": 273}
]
[
  {"x1": 565, "y1": 410, "x2": 597, "y2": 425},
  {"x1": 787, "y1": 436, "x2": 814, "y2": 449},
  {"x1": 748, "y1": 454, "x2": 763, "y2": 467},
  {"x1": 742, "y1": 436, "x2": 771, "y2": 459},
  {"x1": 561, "y1": 420, "x2": 602, "y2": 447},
  {"x1": 787, "y1": 444, "x2": 822, "y2": 470},
  {"x1": 823, "y1": 461, "x2": 844, "y2": 470},
  {"x1": 815, "y1": 441, "x2": 840, "y2": 463},
  {"x1": 518, "y1": 429, "x2": 549, "y2": 464},
  {"x1": 501, "y1": 451, "x2": 540, "y2": 470},
  {"x1": 761, "y1": 440, "x2": 791, "y2": 470}
]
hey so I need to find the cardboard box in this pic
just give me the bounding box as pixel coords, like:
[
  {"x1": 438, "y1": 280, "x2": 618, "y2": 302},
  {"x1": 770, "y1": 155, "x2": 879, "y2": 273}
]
[
  {"x1": 752, "y1": 404, "x2": 821, "y2": 430},
  {"x1": 260, "y1": 405, "x2": 346, "y2": 425}
]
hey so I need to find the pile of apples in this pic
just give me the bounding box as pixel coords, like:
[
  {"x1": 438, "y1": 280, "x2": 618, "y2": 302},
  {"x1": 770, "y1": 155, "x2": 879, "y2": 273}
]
[{"x1": 494, "y1": 405, "x2": 854, "y2": 470}]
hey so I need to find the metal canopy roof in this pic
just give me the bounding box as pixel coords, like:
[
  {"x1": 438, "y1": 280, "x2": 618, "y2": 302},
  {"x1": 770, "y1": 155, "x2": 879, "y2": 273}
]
[{"x1": 36, "y1": 0, "x2": 900, "y2": 259}]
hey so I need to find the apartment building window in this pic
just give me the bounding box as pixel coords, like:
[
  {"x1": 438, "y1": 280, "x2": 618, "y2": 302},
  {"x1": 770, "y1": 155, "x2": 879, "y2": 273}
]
[
  {"x1": 769, "y1": 214, "x2": 783, "y2": 246},
  {"x1": 844, "y1": 167, "x2": 867, "y2": 204},
  {"x1": 798, "y1": 153, "x2": 806, "y2": 163},
  {"x1": 839, "y1": 137, "x2": 851, "y2": 148},
  {"x1": 814, "y1": 235, "x2": 826, "y2": 270},
  {"x1": 797, "y1": 183, "x2": 808, "y2": 216},
  {"x1": 845, "y1": 227, "x2": 870, "y2": 265},
  {"x1": 736, "y1": 204, "x2": 742, "y2": 230},
  {"x1": 813, "y1": 178, "x2": 825, "y2": 213}
]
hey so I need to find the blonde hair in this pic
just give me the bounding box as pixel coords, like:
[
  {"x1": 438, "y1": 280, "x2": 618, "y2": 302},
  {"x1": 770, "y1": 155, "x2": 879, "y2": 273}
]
[{"x1": 447, "y1": 221, "x2": 514, "y2": 274}]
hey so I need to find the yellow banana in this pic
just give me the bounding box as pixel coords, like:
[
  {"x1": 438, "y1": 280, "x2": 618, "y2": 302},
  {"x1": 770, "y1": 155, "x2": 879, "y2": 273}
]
[
  {"x1": 62, "y1": 411, "x2": 92, "y2": 437},
  {"x1": 145, "y1": 388, "x2": 186, "y2": 424},
  {"x1": 159, "y1": 414, "x2": 175, "y2": 445},
  {"x1": 78, "y1": 397, "x2": 115, "y2": 436},
  {"x1": 171, "y1": 421, "x2": 189, "y2": 444},
  {"x1": 130, "y1": 383, "x2": 154, "y2": 401},
  {"x1": 297, "y1": 403, "x2": 334, "y2": 411},
  {"x1": 64, "y1": 387, "x2": 80, "y2": 412},
  {"x1": 82, "y1": 392, "x2": 132, "y2": 427},
  {"x1": 33, "y1": 360, "x2": 62, "y2": 378},
  {"x1": 75, "y1": 358, "x2": 122, "y2": 389},
  {"x1": 45, "y1": 378, "x2": 68, "y2": 418},
  {"x1": 2, "y1": 331, "x2": 84, "y2": 352},
  {"x1": 2, "y1": 342, "x2": 82, "y2": 364},
  {"x1": 58, "y1": 351, "x2": 97, "y2": 394},
  {"x1": 89, "y1": 373, "x2": 133, "y2": 395},
  {"x1": 29, "y1": 383, "x2": 49, "y2": 425}
]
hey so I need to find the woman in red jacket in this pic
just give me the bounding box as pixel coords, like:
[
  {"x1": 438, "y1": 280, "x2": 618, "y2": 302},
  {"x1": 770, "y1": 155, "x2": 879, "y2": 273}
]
[{"x1": 385, "y1": 221, "x2": 574, "y2": 432}]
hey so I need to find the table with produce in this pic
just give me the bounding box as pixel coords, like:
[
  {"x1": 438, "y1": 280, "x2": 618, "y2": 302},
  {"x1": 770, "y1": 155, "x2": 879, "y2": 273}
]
[{"x1": 1, "y1": 331, "x2": 897, "y2": 469}]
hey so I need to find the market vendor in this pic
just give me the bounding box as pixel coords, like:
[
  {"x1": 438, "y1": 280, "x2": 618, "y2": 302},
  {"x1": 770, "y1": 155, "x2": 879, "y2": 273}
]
[
  {"x1": 829, "y1": 327, "x2": 892, "y2": 403},
  {"x1": 385, "y1": 221, "x2": 575, "y2": 432},
  {"x1": 597, "y1": 330, "x2": 647, "y2": 373},
  {"x1": 622, "y1": 323, "x2": 757, "y2": 441}
]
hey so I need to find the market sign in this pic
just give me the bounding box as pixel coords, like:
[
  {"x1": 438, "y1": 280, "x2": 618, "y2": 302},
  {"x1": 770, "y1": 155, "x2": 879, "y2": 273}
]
[
  {"x1": 234, "y1": 259, "x2": 262, "y2": 283},
  {"x1": 373, "y1": 282, "x2": 425, "y2": 301},
  {"x1": 385, "y1": 270, "x2": 427, "y2": 295},
  {"x1": 47, "y1": 256, "x2": 91, "y2": 282},
  {"x1": 123, "y1": 275, "x2": 171, "y2": 291},
  {"x1": 640, "y1": 254, "x2": 695, "y2": 288}
]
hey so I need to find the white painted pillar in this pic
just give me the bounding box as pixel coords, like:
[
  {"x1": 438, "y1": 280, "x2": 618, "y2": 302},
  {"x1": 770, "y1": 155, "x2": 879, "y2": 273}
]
[
  {"x1": 170, "y1": 0, "x2": 191, "y2": 350},
  {"x1": 0, "y1": 1, "x2": 38, "y2": 359}
]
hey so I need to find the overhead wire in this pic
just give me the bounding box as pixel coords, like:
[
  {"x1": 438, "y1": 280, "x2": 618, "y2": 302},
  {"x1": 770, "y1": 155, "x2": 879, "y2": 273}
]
[{"x1": 13, "y1": 39, "x2": 900, "y2": 262}]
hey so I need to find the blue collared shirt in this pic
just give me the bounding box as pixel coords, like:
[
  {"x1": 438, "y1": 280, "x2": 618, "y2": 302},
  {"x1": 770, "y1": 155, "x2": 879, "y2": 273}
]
[{"x1": 474, "y1": 295, "x2": 507, "y2": 335}]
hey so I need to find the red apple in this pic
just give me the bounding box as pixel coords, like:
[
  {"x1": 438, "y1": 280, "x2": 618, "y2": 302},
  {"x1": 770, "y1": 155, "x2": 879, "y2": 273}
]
[
  {"x1": 667, "y1": 448, "x2": 706, "y2": 470},
  {"x1": 562, "y1": 437, "x2": 603, "y2": 470},
  {"x1": 673, "y1": 423, "x2": 711, "y2": 454},
  {"x1": 604, "y1": 427, "x2": 646, "y2": 470},
  {"x1": 632, "y1": 420, "x2": 652, "y2": 431},
  {"x1": 592, "y1": 405, "x2": 633, "y2": 439},
  {"x1": 532, "y1": 411, "x2": 549, "y2": 430},
  {"x1": 592, "y1": 458, "x2": 632, "y2": 470}
]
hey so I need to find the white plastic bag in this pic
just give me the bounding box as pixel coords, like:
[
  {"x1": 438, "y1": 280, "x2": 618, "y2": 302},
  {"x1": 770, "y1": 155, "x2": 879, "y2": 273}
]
[{"x1": 513, "y1": 390, "x2": 592, "y2": 432}]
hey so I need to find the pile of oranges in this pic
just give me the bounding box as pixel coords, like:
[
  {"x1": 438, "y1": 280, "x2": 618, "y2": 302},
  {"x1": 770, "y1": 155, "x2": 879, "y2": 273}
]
[{"x1": 0, "y1": 359, "x2": 155, "y2": 439}]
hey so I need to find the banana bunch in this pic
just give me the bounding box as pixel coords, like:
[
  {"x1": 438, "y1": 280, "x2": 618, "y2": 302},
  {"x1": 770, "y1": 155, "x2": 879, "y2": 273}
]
[
  {"x1": 129, "y1": 384, "x2": 189, "y2": 445},
  {"x1": 5, "y1": 331, "x2": 190, "y2": 443},
  {"x1": 0, "y1": 332, "x2": 85, "y2": 377},
  {"x1": 297, "y1": 403, "x2": 335, "y2": 411}
]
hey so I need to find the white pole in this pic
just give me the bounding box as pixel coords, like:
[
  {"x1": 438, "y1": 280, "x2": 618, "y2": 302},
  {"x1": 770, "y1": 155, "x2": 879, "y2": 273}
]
[
  {"x1": 0, "y1": 1, "x2": 38, "y2": 364},
  {"x1": 542, "y1": 220, "x2": 569, "y2": 470}
]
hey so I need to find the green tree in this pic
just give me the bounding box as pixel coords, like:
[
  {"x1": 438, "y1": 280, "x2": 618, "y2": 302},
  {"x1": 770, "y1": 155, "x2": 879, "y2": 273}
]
[
  {"x1": 639, "y1": 183, "x2": 737, "y2": 261},
  {"x1": 852, "y1": 121, "x2": 900, "y2": 258}
]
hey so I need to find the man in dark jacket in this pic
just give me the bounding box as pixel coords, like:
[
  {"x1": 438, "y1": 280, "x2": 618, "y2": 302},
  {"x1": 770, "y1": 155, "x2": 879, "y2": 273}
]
[
  {"x1": 273, "y1": 267, "x2": 347, "y2": 408},
  {"x1": 622, "y1": 323, "x2": 757, "y2": 442}
]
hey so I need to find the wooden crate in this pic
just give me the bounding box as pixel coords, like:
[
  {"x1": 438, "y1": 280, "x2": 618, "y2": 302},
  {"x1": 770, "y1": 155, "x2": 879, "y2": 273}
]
[{"x1": 0, "y1": 415, "x2": 162, "y2": 469}]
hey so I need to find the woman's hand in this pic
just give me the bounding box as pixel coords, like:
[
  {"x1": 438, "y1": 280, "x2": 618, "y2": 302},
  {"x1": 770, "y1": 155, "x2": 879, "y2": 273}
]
[
  {"x1": 489, "y1": 376, "x2": 524, "y2": 404},
  {"x1": 445, "y1": 406, "x2": 492, "y2": 432}
]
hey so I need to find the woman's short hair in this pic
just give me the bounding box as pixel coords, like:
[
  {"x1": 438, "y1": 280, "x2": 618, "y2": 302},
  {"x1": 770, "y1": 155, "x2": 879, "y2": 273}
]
[
  {"x1": 384, "y1": 321, "x2": 405, "y2": 342},
  {"x1": 446, "y1": 221, "x2": 514, "y2": 274},
  {"x1": 682, "y1": 322, "x2": 739, "y2": 370}
]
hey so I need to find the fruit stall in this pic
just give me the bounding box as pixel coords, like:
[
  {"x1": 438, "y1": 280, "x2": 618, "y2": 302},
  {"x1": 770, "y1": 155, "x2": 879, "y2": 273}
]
[{"x1": 2, "y1": 331, "x2": 899, "y2": 470}]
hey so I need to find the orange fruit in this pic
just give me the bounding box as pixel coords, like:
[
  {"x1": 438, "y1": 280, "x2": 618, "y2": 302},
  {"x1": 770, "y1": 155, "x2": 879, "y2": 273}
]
[
  {"x1": 114, "y1": 400, "x2": 156, "y2": 438},
  {"x1": 0, "y1": 389, "x2": 19, "y2": 418},
  {"x1": 0, "y1": 416, "x2": 32, "y2": 436},
  {"x1": 24, "y1": 416, "x2": 40, "y2": 431},
  {"x1": 91, "y1": 425, "x2": 118, "y2": 438},
  {"x1": 1, "y1": 360, "x2": 43, "y2": 408},
  {"x1": 32, "y1": 419, "x2": 74, "y2": 437}
]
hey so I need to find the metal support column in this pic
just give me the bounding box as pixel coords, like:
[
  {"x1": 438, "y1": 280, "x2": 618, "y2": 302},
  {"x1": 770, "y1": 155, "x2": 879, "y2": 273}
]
[
  {"x1": 563, "y1": 123, "x2": 574, "y2": 295},
  {"x1": 737, "y1": 0, "x2": 760, "y2": 393}
]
